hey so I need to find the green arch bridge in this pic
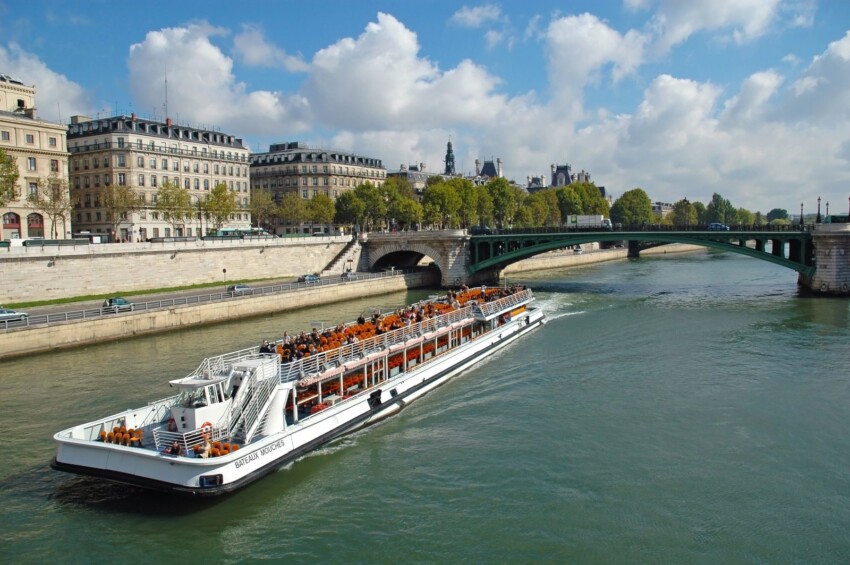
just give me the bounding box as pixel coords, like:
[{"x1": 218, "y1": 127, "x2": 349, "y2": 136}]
[{"x1": 469, "y1": 226, "x2": 816, "y2": 278}]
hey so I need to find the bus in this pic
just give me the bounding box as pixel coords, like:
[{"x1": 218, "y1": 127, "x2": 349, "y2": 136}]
[{"x1": 212, "y1": 227, "x2": 274, "y2": 238}]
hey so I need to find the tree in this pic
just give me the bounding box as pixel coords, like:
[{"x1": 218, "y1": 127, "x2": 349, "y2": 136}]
[
  {"x1": 487, "y1": 177, "x2": 519, "y2": 228},
  {"x1": 671, "y1": 198, "x2": 697, "y2": 227},
  {"x1": 693, "y1": 201, "x2": 708, "y2": 224},
  {"x1": 205, "y1": 182, "x2": 237, "y2": 231},
  {"x1": 334, "y1": 191, "x2": 365, "y2": 230},
  {"x1": 26, "y1": 173, "x2": 75, "y2": 238},
  {"x1": 306, "y1": 194, "x2": 336, "y2": 226},
  {"x1": 249, "y1": 189, "x2": 277, "y2": 232},
  {"x1": 556, "y1": 186, "x2": 582, "y2": 224},
  {"x1": 475, "y1": 185, "x2": 494, "y2": 227},
  {"x1": 610, "y1": 188, "x2": 653, "y2": 226},
  {"x1": 353, "y1": 183, "x2": 386, "y2": 231},
  {"x1": 103, "y1": 185, "x2": 143, "y2": 242},
  {"x1": 706, "y1": 193, "x2": 735, "y2": 225},
  {"x1": 571, "y1": 181, "x2": 610, "y2": 215},
  {"x1": 392, "y1": 196, "x2": 423, "y2": 229},
  {"x1": 278, "y1": 192, "x2": 308, "y2": 229},
  {"x1": 766, "y1": 208, "x2": 788, "y2": 222},
  {"x1": 0, "y1": 147, "x2": 19, "y2": 208},
  {"x1": 422, "y1": 181, "x2": 461, "y2": 228},
  {"x1": 155, "y1": 180, "x2": 193, "y2": 233},
  {"x1": 735, "y1": 207, "x2": 755, "y2": 227}
]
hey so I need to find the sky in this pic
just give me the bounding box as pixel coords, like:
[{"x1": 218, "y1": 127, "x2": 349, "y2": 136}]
[{"x1": 1, "y1": 0, "x2": 849, "y2": 215}]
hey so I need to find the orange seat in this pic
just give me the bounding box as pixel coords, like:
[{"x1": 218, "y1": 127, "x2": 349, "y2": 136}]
[
  {"x1": 230, "y1": 444, "x2": 240, "y2": 452},
  {"x1": 99, "y1": 430, "x2": 107, "y2": 442}
]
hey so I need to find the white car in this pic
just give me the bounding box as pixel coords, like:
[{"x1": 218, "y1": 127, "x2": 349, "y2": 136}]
[{"x1": 0, "y1": 308, "x2": 29, "y2": 322}]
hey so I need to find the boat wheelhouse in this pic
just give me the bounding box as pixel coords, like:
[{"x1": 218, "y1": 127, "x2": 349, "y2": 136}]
[{"x1": 52, "y1": 287, "x2": 546, "y2": 495}]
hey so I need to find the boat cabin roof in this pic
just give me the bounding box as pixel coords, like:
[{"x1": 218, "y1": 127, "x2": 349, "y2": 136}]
[{"x1": 169, "y1": 375, "x2": 227, "y2": 391}]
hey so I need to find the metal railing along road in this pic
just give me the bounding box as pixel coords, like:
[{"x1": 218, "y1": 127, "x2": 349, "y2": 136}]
[{"x1": 0, "y1": 269, "x2": 413, "y2": 333}]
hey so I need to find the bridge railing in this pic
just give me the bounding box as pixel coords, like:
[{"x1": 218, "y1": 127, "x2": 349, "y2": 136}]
[{"x1": 479, "y1": 223, "x2": 812, "y2": 235}]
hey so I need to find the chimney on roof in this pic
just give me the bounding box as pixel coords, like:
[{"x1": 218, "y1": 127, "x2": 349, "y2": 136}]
[
  {"x1": 131, "y1": 112, "x2": 136, "y2": 121},
  {"x1": 166, "y1": 117, "x2": 172, "y2": 127},
  {"x1": 475, "y1": 158, "x2": 481, "y2": 176}
]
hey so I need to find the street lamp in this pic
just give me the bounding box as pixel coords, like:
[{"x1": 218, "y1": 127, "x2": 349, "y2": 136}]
[
  {"x1": 826, "y1": 201, "x2": 829, "y2": 217},
  {"x1": 223, "y1": 268, "x2": 227, "y2": 288},
  {"x1": 817, "y1": 196, "x2": 822, "y2": 224},
  {"x1": 800, "y1": 203, "x2": 804, "y2": 227}
]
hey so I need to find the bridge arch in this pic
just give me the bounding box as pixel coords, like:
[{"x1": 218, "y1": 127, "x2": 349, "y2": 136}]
[
  {"x1": 469, "y1": 230, "x2": 815, "y2": 277},
  {"x1": 368, "y1": 241, "x2": 447, "y2": 275}
]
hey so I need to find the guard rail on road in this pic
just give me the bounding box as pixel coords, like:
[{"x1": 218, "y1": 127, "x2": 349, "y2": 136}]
[{"x1": 0, "y1": 270, "x2": 415, "y2": 333}]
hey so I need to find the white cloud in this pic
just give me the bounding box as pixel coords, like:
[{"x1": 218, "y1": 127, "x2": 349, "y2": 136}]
[
  {"x1": 232, "y1": 25, "x2": 309, "y2": 72},
  {"x1": 449, "y1": 5, "x2": 503, "y2": 28},
  {"x1": 781, "y1": 53, "x2": 800, "y2": 65},
  {"x1": 783, "y1": 31, "x2": 850, "y2": 123},
  {"x1": 544, "y1": 13, "x2": 646, "y2": 121},
  {"x1": 0, "y1": 42, "x2": 91, "y2": 122},
  {"x1": 127, "y1": 22, "x2": 311, "y2": 136},
  {"x1": 302, "y1": 13, "x2": 509, "y2": 131},
  {"x1": 642, "y1": 0, "x2": 781, "y2": 53},
  {"x1": 719, "y1": 70, "x2": 783, "y2": 125}
]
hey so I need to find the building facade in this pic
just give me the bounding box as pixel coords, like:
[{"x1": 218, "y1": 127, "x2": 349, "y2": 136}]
[
  {"x1": 0, "y1": 74, "x2": 70, "y2": 240},
  {"x1": 67, "y1": 114, "x2": 250, "y2": 241},
  {"x1": 250, "y1": 141, "x2": 385, "y2": 234}
]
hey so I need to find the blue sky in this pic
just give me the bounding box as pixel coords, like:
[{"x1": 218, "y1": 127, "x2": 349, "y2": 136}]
[{"x1": 1, "y1": 0, "x2": 849, "y2": 214}]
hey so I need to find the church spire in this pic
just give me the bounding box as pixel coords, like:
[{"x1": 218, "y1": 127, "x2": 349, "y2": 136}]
[{"x1": 444, "y1": 140, "x2": 456, "y2": 175}]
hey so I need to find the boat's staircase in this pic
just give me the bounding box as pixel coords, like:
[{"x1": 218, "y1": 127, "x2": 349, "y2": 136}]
[
  {"x1": 320, "y1": 236, "x2": 361, "y2": 276},
  {"x1": 221, "y1": 357, "x2": 280, "y2": 444}
]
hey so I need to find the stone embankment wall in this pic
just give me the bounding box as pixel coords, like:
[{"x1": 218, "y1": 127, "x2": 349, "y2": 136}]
[
  {"x1": 0, "y1": 272, "x2": 436, "y2": 360},
  {"x1": 0, "y1": 237, "x2": 349, "y2": 303}
]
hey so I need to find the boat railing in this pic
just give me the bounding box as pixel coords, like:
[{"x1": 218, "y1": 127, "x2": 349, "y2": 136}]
[
  {"x1": 188, "y1": 345, "x2": 263, "y2": 380},
  {"x1": 282, "y1": 305, "x2": 478, "y2": 383},
  {"x1": 153, "y1": 426, "x2": 226, "y2": 454},
  {"x1": 473, "y1": 289, "x2": 534, "y2": 319},
  {"x1": 224, "y1": 356, "x2": 280, "y2": 442}
]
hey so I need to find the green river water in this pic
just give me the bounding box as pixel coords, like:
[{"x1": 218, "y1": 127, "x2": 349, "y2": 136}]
[{"x1": 1, "y1": 249, "x2": 849, "y2": 564}]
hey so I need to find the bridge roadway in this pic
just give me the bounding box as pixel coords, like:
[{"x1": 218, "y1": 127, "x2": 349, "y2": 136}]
[{"x1": 362, "y1": 223, "x2": 850, "y2": 295}]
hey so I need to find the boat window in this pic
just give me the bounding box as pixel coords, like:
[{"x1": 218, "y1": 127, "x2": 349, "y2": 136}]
[{"x1": 181, "y1": 388, "x2": 208, "y2": 408}]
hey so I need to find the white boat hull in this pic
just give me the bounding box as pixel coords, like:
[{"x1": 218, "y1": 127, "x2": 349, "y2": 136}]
[{"x1": 53, "y1": 296, "x2": 545, "y2": 496}]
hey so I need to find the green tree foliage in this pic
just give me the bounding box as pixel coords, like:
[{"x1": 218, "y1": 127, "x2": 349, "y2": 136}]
[
  {"x1": 155, "y1": 179, "x2": 193, "y2": 232},
  {"x1": 570, "y1": 181, "x2": 610, "y2": 215},
  {"x1": 671, "y1": 198, "x2": 697, "y2": 226},
  {"x1": 333, "y1": 191, "x2": 364, "y2": 228},
  {"x1": 0, "y1": 147, "x2": 19, "y2": 208},
  {"x1": 445, "y1": 178, "x2": 477, "y2": 228},
  {"x1": 249, "y1": 189, "x2": 277, "y2": 231},
  {"x1": 735, "y1": 207, "x2": 755, "y2": 226},
  {"x1": 475, "y1": 185, "x2": 494, "y2": 227},
  {"x1": 706, "y1": 193, "x2": 736, "y2": 224},
  {"x1": 766, "y1": 208, "x2": 788, "y2": 222},
  {"x1": 556, "y1": 186, "x2": 581, "y2": 223},
  {"x1": 693, "y1": 201, "x2": 708, "y2": 224},
  {"x1": 353, "y1": 183, "x2": 386, "y2": 231},
  {"x1": 26, "y1": 173, "x2": 75, "y2": 238},
  {"x1": 422, "y1": 181, "x2": 461, "y2": 228},
  {"x1": 205, "y1": 182, "x2": 237, "y2": 230},
  {"x1": 306, "y1": 193, "x2": 336, "y2": 226},
  {"x1": 518, "y1": 189, "x2": 561, "y2": 227},
  {"x1": 279, "y1": 192, "x2": 307, "y2": 226},
  {"x1": 103, "y1": 185, "x2": 143, "y2": 240},
  {"x1": 610, "y1": 188, "x2": 653, "y2": 225},
  {"x1": 393, "y1": 197, "x2": 423, "y2": 229},
  {"x1": 487, "y1": 177, "x2": 519, "y2": 228}
]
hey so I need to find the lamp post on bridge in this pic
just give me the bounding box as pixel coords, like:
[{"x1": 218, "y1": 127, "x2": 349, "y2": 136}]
[
  {"x1": 800, "y1": 203, "x2": 804, "y2": 228},
  {"x1": 817, "y1": 197, "x2": 822, "y2": 224},
  {"x1": 826, "y1": 201, "x2": 829, "y2": 217}
]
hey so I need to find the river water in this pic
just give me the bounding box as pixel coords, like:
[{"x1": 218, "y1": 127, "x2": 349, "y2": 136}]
[{"x1": 2, "y1": 250, "x2": 849, "y2": 564}]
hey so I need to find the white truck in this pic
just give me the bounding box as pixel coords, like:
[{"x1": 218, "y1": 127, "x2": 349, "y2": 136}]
[{"x1": 569, "y1": 215, "x2": 613, "y2": 229}]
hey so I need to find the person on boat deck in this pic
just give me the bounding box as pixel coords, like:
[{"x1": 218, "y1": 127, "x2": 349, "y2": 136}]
[
  {"x1": 259, "y1": 340, "x2": 272, "y2": 354},
  {"x1": 167, "y1": 417, "x2": 178, "y2": 432},
  {"x1": 199, "y1": 436, "x2": 212, "y2": 458},
  {"x1": 165, "y1": 440, "x2": 182, "y2": 456}
]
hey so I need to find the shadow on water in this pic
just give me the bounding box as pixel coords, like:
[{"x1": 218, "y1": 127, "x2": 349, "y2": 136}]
[{"x1": 49, "y1": 475, "x2": 229, "y2": 515}]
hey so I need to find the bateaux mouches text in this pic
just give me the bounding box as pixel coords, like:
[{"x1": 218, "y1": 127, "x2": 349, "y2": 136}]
[{"x1": 234, "y1": 439, "x2": 286, "y2": 469}]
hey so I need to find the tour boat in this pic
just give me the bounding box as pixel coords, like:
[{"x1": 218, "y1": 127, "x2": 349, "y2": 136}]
[{"x1": 51, "y1": 287, "x2": 546, "y2": 496}]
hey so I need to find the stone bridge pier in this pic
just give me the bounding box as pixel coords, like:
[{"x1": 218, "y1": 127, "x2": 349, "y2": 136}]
[
  {"x1": 801, "y1": 223, "x2": 850, "y2": 294},
  {"x1": 361, "y1": 230, "x2": 486, "y2": 288}
]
